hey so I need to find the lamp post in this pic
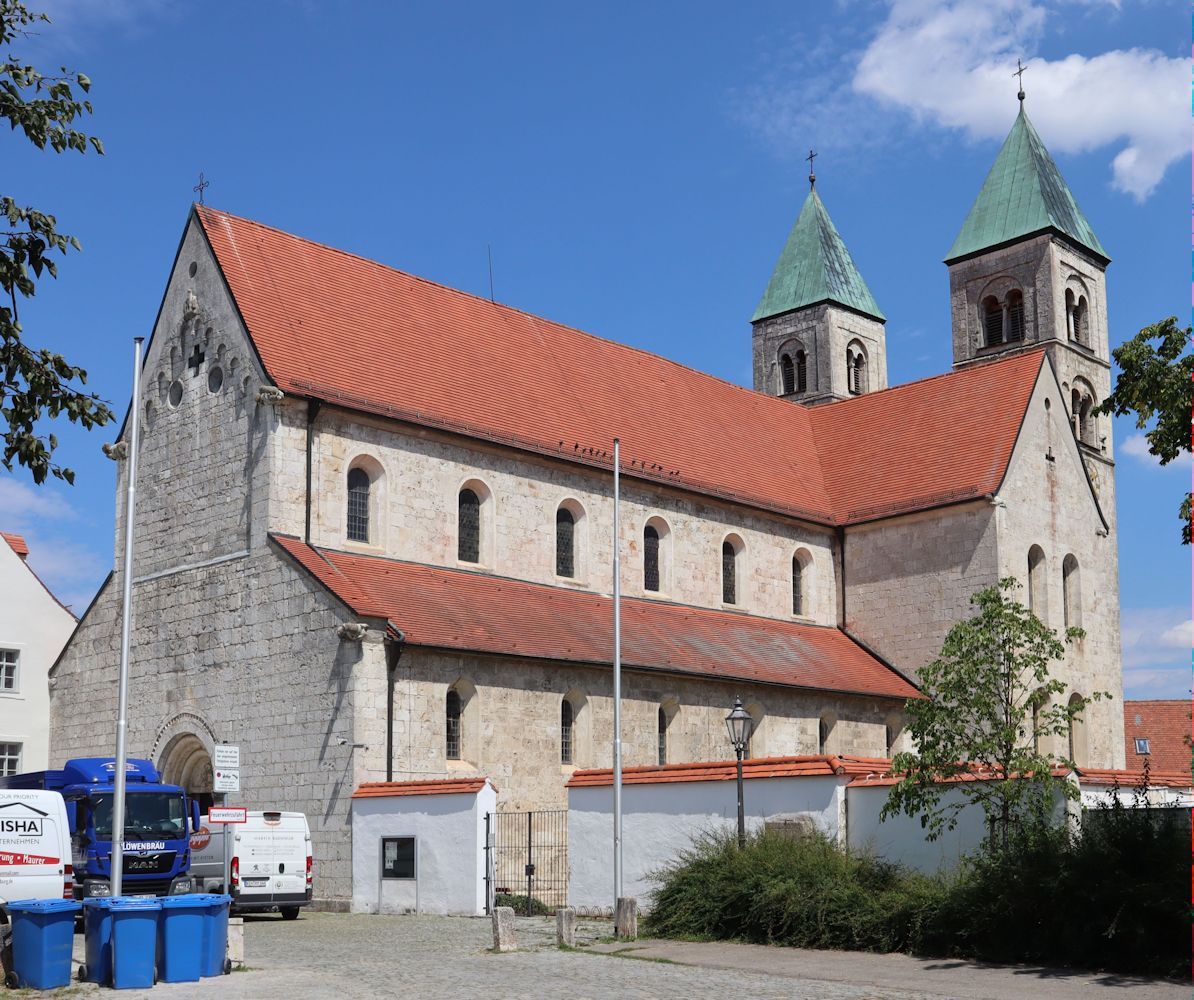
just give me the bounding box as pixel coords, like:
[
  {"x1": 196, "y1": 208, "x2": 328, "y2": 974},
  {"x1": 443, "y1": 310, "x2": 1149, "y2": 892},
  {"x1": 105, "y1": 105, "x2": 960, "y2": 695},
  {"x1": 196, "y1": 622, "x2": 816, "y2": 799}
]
[{"x1": 725, "y1": 697, "x2": 753, "y2": 849}]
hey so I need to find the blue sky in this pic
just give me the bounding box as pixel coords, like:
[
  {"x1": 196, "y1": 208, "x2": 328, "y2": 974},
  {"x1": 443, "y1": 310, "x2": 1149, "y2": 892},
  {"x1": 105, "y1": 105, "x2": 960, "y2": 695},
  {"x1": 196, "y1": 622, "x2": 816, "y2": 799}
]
[{"x1": 2, "y1": 0, "x2": 1188, "y2": 698}]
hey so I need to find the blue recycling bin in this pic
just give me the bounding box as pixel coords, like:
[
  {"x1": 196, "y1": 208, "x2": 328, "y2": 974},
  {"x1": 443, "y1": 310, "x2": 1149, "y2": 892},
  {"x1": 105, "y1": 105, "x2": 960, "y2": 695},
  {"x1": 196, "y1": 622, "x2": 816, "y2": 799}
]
[
  {"x1": 109, "y1": 897, "x2": 160, "y2": 989},
  {"x1": 196, "y1": 893, "x2": 232, "y2": 977},
  {"x1": 83, "y1": 896, "x2": 117, "y2": 985},
  {"x1": 156, "y1": 895, "x2": 207, "y2": 983},
  {"x1": 7, "y1": 898, "x2": 81, "y2": 990}
]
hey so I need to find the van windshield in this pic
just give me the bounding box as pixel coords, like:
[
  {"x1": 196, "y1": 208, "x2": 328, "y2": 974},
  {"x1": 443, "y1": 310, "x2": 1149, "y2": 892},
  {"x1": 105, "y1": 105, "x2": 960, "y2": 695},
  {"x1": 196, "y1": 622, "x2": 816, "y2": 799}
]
[{"x1": 91, "y1": 793, "x2": 186, "y2": 840}]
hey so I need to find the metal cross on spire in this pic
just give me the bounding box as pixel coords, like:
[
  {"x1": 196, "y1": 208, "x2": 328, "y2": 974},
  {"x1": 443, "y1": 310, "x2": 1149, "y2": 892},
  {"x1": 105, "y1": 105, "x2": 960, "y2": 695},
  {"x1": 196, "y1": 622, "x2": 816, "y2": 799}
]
[
  {"x1": 1013, "y1": 59, "x2": 1027, "y2": 104},
  {"x1": 193, "y1": 171, "x2": 210, "y2": 205},
  {"x1": 806, "y1": 148, "x2": 817, "y2": 189}
]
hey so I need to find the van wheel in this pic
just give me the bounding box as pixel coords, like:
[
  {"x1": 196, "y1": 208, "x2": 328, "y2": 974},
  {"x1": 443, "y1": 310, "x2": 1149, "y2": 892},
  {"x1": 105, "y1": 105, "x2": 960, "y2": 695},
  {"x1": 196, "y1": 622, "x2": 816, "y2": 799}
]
[
  {"x1": 280, "y1": 907, "x2": 299, "y2": 921},
  {"x1": 223, "y1": 959, "x2": 232, "y2": 976},
  {"x1": 4, "y1": 970, "x2": 17, "y2": 989}
]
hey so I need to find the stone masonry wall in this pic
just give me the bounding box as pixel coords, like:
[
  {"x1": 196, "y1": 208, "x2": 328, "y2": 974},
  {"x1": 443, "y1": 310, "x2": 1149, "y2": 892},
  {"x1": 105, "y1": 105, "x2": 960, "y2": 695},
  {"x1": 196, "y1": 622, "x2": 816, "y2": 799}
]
[{"x1": 49, "y1": 547, "x2": 378, "y2": 904}]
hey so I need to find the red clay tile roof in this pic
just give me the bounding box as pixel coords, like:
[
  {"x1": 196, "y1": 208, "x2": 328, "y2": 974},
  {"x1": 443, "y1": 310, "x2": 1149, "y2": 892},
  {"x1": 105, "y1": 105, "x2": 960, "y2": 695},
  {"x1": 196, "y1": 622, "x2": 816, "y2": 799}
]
[
  {"x1": 1123, "y1": 700, "x2": 1191, "y2": 775},
  {"x1": 196, "y1": 207, "x2": 1044, "y2": 527},
  {"x1": 2, "y1": 533, "x2": 28, "y2": 558},
  {"x1": 1075, "y1": 767, "x2": 1191, "y2": 790},
  {"x1": 352, "y1": 778, "x2": 493, "y2": 799},
  {"x1": 271, "y1": 534, "x2": 920, "y2": 701},
  {"x1": 566, "y1": 754, "x2": 893, "y2": 788}
]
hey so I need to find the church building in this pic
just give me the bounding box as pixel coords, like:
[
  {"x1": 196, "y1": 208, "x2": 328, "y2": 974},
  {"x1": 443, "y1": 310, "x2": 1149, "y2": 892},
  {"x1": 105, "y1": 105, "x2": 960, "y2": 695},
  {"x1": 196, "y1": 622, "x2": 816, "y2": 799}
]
[{"x1": 52, "y1": 103, "x2": 1124, "y2": 904}]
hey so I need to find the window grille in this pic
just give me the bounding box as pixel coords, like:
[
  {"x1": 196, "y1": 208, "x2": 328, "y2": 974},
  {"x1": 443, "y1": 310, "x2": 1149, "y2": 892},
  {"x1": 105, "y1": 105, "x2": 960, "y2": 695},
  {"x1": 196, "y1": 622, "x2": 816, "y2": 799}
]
[
  {"x1": 1005, "y1": 291, "x2": 1024, "y2": 342},
  {"x1": 657, "y1": 707, "x2": 667, "y2": 765},
  {"x1": 560, "y1": 699, "x2": 574, "y2": 765},
  {"x1": 1135, "y1": 738, "x2": 1150, "y2": 755},
  {"x1": 0, "y1": 650, "x2": 17, "y2": 691},
  {"x1": 722, "y1": 541, "x2": 736, "y2": 605},
  {"x1": 983, "y1": 297, "x2": 1003, "y2": 346},
  {"x1": 346, "y1": 468, "x2": 370, "y2": 543},
  {"x1": 643, "y1": 525, "x2": 660, "y2": 592},
  {"x1": 796, "y1": 350, "x2": 807, "y2": 393},
  {"x1": 446, "y1": 689, "x2": 462, "y2": 760},
  {"x1": 792, "y1": 557, "x2": 803, "y2": 616},
  {"x1": 458, "y1": 489, "x2": 481, "y2": 563},
  {"x1": 556, "y1": 507, "x2": 575, "y2": 578},
  {"x1": 0, "y1": 743, "x2": 20, "y2": 777},
  {"x1": 780, "y1": 354, "x2": 795, "y2": 395}
]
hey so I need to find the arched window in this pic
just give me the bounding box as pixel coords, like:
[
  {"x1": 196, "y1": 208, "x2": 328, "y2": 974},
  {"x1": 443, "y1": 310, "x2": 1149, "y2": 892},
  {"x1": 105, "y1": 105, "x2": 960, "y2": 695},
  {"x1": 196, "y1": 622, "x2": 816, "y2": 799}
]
[
  {"x1": 885, "y1": 717, "x2": 902, "y2": 757},
  {"x1": 458, "y1": 488, "x2": 481, "y2": 563},
  {"x1": 982, "y1": 296, "x2": 1003, "y2": 346},
  {"x1": 1062, "y1": 554, "x2": 1081, "y2": 629},
  {"x1": 657, "y1": 706, "x2": 668, "y2": 765},
  {"x1": 643, "y1": 525, "x2": 660, "y2": 592},
  {"x1": 792, "y1": 556, "x2": 803, "y2": 616},
  {"x1": 1005, "y1": 289, "x2": 1024, "y2": 342},
  {"x1": 780, "y1": 354, "x2": 795, "y2": 395},
  {"x1": 1030, "y1": 690, "x2": 1047, "y2": 754},
  {"x1": 722, "y1": 539, "x2": 738, "y2": 605},
  {"x1": 1065, "y1": 289, "x2": 1076, "y2": 340},
  {"x1": 818, "y1": 713, "x2": 834, "y2": 755},
  {"x1": 1027, "y1": 545, "x2": 1047, "y2": 621},
  {"x1": 1071, "y1": 381, "x2": 1096, "y2": 446},
  {"x1": 346, "y1": 468, "x2": 371, "y2": 543},
  {"x1": 1075, "y1": 296, "x2": 1088, "y2": 346},
  {"x1": 560, "y1": 698, "x2": 574, "y2": 765},
  {"x1": 795, "y1": 350, "x2": 808, "y2": 393},
  {"x1": 556, "y1": 506, "x2": 575, "y2": 578},
  {"x1": 1067, "y1": 693, "x2": 1087, "y2": 766},
  {"x1": 446, "y1": 689, "x2": 462, "y2": 760}
]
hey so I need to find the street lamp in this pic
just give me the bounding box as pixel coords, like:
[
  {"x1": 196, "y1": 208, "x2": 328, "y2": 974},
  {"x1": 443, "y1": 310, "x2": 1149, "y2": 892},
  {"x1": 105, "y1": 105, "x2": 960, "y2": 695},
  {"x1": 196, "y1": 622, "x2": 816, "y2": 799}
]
[{"x1": 725, "y1": 697, "x2": 754, "y2": 849}]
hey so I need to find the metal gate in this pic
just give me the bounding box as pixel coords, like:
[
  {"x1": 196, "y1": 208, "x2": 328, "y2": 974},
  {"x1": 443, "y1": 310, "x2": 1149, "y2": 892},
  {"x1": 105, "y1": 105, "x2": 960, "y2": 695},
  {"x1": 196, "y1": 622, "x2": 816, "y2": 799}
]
[{"x1": 484, "y1": 809, "x2": 567, "y2": 915}]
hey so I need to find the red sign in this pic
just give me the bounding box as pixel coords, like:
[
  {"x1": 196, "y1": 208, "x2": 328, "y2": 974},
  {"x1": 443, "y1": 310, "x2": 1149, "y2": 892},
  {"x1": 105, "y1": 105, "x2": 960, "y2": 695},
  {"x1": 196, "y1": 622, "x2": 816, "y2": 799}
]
[
  {"x1": 0, "y1": 852, "x2": 58, "y2": 866},
  {"x1": 207, "y1": 807, "x2": 247, "y2": 825},
  {"x1": 189, "y1": 825, "x2": 211, "y2": 851}
]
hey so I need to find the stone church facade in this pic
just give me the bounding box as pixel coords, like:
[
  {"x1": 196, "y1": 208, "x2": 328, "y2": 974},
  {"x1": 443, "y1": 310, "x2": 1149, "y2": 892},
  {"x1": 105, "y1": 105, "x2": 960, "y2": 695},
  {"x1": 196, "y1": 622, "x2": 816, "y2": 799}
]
[{"x1": 52, "y1": 105, "x2": 1124, "y2": 904}]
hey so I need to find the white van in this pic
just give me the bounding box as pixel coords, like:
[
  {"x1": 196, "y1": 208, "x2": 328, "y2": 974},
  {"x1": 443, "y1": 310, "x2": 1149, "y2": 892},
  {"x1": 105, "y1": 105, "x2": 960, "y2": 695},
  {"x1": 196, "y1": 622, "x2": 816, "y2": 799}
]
[
  {"x1": 191, "y1": 811, "x2": 312, "y2": 918},
  {"x1": 0, "y1": 790, "x2": 71, "y2": 907}
]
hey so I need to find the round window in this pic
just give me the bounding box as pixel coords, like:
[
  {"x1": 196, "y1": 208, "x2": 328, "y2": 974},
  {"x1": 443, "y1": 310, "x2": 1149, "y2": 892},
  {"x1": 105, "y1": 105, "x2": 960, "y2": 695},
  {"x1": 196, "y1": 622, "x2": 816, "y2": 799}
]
[
  {"x1": 207, "y1": 365, "x2": 224, "y2": 393},
  {"x1": 167, "y1": 380, "x2": 183, "y2": 408}
]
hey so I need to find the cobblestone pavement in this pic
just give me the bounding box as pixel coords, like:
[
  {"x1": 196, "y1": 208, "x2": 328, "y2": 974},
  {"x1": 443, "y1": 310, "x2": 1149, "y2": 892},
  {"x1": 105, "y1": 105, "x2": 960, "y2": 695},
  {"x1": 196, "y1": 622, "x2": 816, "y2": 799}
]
[{"x1": 43, "y1": 912, "x2": 1187, "y2": 999}]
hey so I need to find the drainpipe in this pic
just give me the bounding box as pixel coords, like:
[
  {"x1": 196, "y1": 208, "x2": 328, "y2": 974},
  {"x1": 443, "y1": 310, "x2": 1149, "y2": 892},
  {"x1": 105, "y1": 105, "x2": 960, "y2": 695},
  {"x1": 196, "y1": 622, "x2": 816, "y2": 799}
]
[
  {"x1": 304, "y1": 399, "x2": 322, "y2": 542},
  {"x1": 385, "y1": 631, "x2": 406, "y2": 782}
]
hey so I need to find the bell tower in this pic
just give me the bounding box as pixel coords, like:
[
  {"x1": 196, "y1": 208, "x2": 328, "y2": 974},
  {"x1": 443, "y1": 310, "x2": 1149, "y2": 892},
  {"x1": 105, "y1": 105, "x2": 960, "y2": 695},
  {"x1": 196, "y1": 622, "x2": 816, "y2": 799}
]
[
  {"x1": 945, "y1": 95, "x2": 1113, "y2": 504},
  {"x1": 751, "y1": 160, "x2": 886, "y2": 406}
]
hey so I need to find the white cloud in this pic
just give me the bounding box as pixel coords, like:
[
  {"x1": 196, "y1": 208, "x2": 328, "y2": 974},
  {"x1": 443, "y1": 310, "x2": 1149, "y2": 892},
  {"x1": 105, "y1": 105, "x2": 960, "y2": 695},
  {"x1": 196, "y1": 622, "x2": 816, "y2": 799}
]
[
  {"x1": 1121, "y1": 606, "x2": 1192, "y2": 699},
  {"x1": 735, "y1": 0, "x2": 1185, "y2": 200},
  {"x1": 0, "y1": 478, "x2": 77, "y2": 530},
  {"x1": 1119, "y1": 433, "x2": 1192, "y2": 470}
]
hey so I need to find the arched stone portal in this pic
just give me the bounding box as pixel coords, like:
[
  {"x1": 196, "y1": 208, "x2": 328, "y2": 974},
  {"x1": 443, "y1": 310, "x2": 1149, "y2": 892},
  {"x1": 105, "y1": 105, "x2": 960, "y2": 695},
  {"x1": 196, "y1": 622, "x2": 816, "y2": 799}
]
[{"x1": 158, "y1": 733, "x2": 216, "y2": 814}]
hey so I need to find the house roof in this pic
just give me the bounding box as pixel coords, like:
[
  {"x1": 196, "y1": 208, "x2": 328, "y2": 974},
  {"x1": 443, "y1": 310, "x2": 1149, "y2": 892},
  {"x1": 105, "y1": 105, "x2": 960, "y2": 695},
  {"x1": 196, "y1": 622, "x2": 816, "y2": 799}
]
[
  {"x1": 194, "y1": 207, "x2": 1044, "y2": 528},
  {"x1": 752, "y1": 188, "x2": 884, "y2": 323},
  {"x1": 352, "y1": 778, "x2": 493, "y2": 799},
  {"x1": 271, "y1": 534, "x2": 921, "y2": 701},
  {"x1": 566, "y1": 754, "x2": 892, "y2": 788},
  {"x1": 2, "y1": 533, "x2": 28, "y2": 558},
  {"x1": 1123, "y1": 700, "x2": 1191, "y2": 775},
  {"x1": 946, "y1": 107, "x2": 1108, "y2": 265}
]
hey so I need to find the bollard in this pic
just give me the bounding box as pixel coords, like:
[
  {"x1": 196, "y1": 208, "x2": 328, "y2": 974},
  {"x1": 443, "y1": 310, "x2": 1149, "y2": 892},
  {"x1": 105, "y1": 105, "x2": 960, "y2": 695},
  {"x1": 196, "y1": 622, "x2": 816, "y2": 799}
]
[
  {"x1": 614, "y1": 897, "x2": 638, "y2": 940},
  {"x1": 491, "y1": 906, "x2": 517, "y2": 953},
  {"x1": 226, "y1": 917, "x2": 245, "y2": 968},
  {"x1": 556, "y1": 907, "x2": 577, "y2": 947}
]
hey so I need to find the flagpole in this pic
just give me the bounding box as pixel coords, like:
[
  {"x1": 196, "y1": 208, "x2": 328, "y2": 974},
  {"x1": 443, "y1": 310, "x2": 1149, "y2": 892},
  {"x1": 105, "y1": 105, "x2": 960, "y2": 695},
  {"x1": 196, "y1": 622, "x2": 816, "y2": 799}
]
[
  {"x1": 612, "y1": 437, "x2": 623, "y2": 907},
  {"x1": 111, "y1": 336, "x2": 143, "y2": 897}
]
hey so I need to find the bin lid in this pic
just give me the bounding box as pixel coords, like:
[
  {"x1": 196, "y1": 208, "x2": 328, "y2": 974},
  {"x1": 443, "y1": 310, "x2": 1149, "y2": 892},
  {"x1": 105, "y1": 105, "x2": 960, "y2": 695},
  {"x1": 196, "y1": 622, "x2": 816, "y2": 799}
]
[
  {"x1": 109, "y1": 897, "x2": 162, "y2": 911},
  {"x1": 6, "y1": 898, "x2": 81, "y2": 914},
  {"x1": 159, "y1": 895, "x2": 209, "y2": 909},
  {"x1": 83, "y1": 897, "x2": 118, "y2": 911},
  {"x1": 188, "y1": 893, "x2": 232, "y2": 905}
]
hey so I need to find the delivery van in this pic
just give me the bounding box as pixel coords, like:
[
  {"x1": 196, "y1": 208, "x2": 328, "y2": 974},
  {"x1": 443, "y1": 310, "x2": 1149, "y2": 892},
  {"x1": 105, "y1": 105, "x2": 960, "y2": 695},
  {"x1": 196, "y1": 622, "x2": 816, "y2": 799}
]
[
  {"x1": 191, "y1": 811, "x2": 312, "y2": 918},
  {"x1": 0, "y1": 789, "x2": 72, "y2": 907}
]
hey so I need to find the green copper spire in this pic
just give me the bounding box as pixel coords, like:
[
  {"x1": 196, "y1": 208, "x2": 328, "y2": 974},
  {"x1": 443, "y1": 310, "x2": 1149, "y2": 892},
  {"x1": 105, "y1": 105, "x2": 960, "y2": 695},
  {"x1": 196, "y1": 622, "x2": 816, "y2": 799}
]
[
  {"x1": 752, "y1": 187, "x2": 884, "y2": 324},
  {"x1": 946, "y1": 106, "x2": 1108, "y2": 264}
]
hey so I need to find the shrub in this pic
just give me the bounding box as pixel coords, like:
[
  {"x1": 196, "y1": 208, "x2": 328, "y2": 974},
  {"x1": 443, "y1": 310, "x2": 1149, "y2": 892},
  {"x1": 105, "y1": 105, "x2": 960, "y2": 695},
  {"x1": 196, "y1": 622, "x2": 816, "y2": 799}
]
[{"x1": 494, "y1": 892, "x2": 554, "y2": 916}]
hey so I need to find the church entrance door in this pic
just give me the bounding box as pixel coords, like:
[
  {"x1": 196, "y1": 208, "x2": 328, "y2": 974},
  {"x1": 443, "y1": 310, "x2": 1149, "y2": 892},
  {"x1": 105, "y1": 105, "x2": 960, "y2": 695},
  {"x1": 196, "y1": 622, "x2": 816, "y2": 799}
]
[{"x1": 158, "y1": 733, "x2": 216, "y2": 815}]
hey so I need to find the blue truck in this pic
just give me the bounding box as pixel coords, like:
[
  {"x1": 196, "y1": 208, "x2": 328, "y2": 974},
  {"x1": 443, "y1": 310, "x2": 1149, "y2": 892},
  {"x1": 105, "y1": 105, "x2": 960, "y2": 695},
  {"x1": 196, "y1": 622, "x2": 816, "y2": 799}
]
[{"x1": 0, "y1": 758, "x2": 198, "y2": 899}]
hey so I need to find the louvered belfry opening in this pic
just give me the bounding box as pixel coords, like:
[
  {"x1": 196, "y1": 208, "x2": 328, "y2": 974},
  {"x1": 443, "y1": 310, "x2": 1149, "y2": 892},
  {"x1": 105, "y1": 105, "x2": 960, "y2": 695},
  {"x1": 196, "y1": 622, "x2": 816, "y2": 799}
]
[
  {"x1": 346, "y1": 468, "x2": 370, "y2": 542},
  {"x1": 555, "y1": 507, "x2": 575, "y2": 577},
  {"x1": 458, "y1": 488, "x2": 480, "y2": 562},
  {"x1": 983, "y1": 296, "x2": 1003, "y2": 346},
  {"x1": 780, "y1": 354, "x2": 795, "y2": 394},
  {"x1": 795, "y1": 350, "x2": 807, "y2": 393},
  {"x1": 643, "y1": 525, "x2": 660, "y2": 591},
  {"x1": 1005, "y1": 290, "x2": 1025, "y2": 342}
]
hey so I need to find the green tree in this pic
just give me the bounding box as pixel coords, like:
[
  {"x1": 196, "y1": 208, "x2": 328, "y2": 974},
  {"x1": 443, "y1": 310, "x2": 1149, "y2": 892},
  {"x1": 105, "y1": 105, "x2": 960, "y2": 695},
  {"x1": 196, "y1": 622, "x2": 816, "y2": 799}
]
[
  {"x1": 1094, "y1": 316, "x2": 1193, "y2": 544},
  {"x1": 1, "y1": 0, "x2": 112, "y2": 484},
  {"x1": 882, "y1": 579, "x2": 1101, "y2": 850}
]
